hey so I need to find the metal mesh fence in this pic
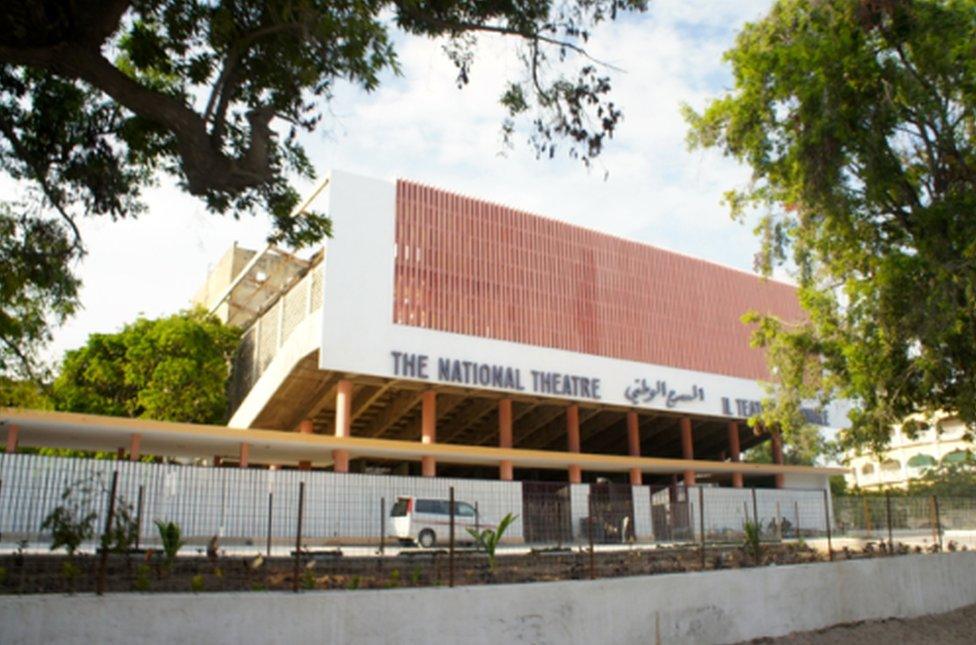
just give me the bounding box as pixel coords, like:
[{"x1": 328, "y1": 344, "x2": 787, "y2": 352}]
[{"x1": 1, "y1": 453, "x2": 972, "y2": 594}]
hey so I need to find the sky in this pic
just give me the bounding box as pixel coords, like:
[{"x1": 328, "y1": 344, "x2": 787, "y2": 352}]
[{"x1": 17, "y1": 0, "x2": 776, "y2": 363}]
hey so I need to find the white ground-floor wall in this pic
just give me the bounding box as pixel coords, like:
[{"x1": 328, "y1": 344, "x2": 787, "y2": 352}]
[
  {"x1": 0, "y1": 453, "x2": 829, "y2": 547},
  {"x1": 2, "y1": 553, "x2": 974, "y2": 644}
]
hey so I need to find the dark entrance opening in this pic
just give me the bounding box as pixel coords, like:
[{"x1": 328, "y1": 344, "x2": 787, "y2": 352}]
[
  {"x1": 587, "y1": 482, "x2": 635, "y2": 543},
  {"x1": 521, "y1": 481, "x2": 572, "y2": 544}
]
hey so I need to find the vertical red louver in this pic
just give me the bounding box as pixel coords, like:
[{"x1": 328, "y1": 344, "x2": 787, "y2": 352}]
[{"x1": 393, "y1": 180, "x2": 803, "y2": 381}]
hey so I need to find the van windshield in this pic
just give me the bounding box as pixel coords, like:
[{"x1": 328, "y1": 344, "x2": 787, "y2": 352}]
[{"x1": 391, "y1": 499, "x2": 409, "y2": 517}]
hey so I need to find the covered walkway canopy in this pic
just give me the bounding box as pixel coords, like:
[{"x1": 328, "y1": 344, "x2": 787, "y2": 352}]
[{"x1": 0, "y1": 408, "x2": 844, "y2": 479}]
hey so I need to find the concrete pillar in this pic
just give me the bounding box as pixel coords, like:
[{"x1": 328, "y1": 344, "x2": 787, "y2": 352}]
[
  {"x1": 728, "y1": 421, "x2": 744, "y2": 488},
  {"x1": 213, "y1": 455, "x2": 222, "y2": 468},
  {"x1": 680, "y1": 417, "x2": 695, "y2": 486},
  {"x1": 627, "y1": 411, "x2": 642, "y2": 486},
  {"x1": 333, "y1": 379, "x2": 353, "y2": 473},
  {"x1": 239, "y1": 442, "x2": 250, "y2": 468},
  {"x1": 420, "y1": 391, "x2": 436, "y2": 477},
  {"x1": 771, "y1": 430, "x2": 785, "y2": 489},
  {"x1": 129, "y1": 434, "x2": 141, "y2": 462},
  {"x1": 566, "y1": 404, "x2": 581, "y2": 484},
  {"x1": 498, "y1": 398, "x2": 513, "y2": 481},
  {"x1": 298, "y1": 419, "x2": 313, "y2": 470},
  {"x1": 4, "y1": 424, "x2": 18, "y2": 453}
]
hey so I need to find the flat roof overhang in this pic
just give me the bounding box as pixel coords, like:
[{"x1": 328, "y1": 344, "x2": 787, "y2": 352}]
[{"x1": 1, "y1": 408, "x2": 846, "y2": 478}]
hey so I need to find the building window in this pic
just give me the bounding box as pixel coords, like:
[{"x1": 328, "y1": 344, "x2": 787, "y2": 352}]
[
  {"x1": 881, "y1": 459, "x2": 901, "y2": 473},
  {"x1": 861, "y1": 463, "x2": 875, "y2": 475},
  {"x1": 943, "y1": 450, "x2": 973, "y2": 465},
  {"x1": 907, "y1": 454, "x2": 937, "y2": 471}
]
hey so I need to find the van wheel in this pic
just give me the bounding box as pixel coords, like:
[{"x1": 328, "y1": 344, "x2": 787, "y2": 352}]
[{"x1": 418, "y1": 529, "x2": 436, "y2": 548}]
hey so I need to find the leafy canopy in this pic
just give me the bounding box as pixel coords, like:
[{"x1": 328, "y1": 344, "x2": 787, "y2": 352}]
[
  {"x1": 685, "y1": 0, "x2": 976, "y2": 453},
  {"x1": 0, "y1": 0, "x2": 647, "y2": 379},
  {"x1": 52, "y1": 308, "x2": 239, "y2": 424}
]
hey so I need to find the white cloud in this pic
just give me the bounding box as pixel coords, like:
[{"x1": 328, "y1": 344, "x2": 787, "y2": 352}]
[{"x1": 2, "y1": 0, "x2": 776, "y2": 362}]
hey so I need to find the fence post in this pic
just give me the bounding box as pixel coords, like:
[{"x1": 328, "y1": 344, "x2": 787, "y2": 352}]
[
  {"x1": 379, "y1": 497, "x2": 386, "y2": 556},
  {"x1": 698, "y1": 486, "x2": 706, "y2": 570},
  {"x1": 794, "y1": 501, "x2": 801, "y2": 540},
  {"x1": 933, "y1": 495, "x2": 943, "y2": 551},
  {"x1": 775, "y1": 501, "x2": 782, "y2": 541},
  {"x1": 884, "y1": 490, "x2": 894, "y2": 554},
  {"x1": 751, "y1": 487, "x2": 759, "y2": 532},
  {"x1": 822, "y1": 489, "x2": 833, "y2": 562},
  {"x1": 266, "y1": 491, "x2": 273, "y2": 557},
  {"x1": 135, "y1": 484, "x2": 144, "y2": 550},
  {"x1": 863, "y1": 497, "x2": 872, "y2": 534},
  {"x1": 475, "y1": 501, "x2": 480, "y2": 533},
  {"x1": 96, "y1": 469, "x2": 120, "y2": 596},
  {"x1": 587, "y1": 489, "x2": 595, "y2": 580},
  {"x1": 292, "y1": 481, "x2": 305, "y2": 593},
  {"x1": 448, "y1": 487, "x2": 455, "y2": 588}
]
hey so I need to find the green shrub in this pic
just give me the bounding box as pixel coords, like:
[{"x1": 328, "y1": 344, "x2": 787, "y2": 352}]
[
  {"x1": 154, "y1": 520, "x2": 184, "y2": 568},
  {"x1": 467, "y1": 513, "x2": 517, "y2": 572}
]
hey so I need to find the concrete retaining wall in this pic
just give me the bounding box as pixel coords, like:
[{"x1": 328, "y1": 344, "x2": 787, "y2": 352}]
[{"x1": 3, "y1": 553, "x2": 975, "y2": 644}]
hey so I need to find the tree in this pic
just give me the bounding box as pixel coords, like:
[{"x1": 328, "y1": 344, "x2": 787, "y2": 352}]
[
  {"x1": 685, "y1": 0, "x2": 976, "y2": 453},
  {"x1": 907, "y1": 459, "x2": 976, "y2": 497},
  {"x1": 0, "y1": 203, "x2": 80, "y2": 380},
  {"x1": 52, "y1": 308, "x2": 239, "y2": 423},
  {"x1": 0, "y1": 1, "x2": 647, "y2": 377}
]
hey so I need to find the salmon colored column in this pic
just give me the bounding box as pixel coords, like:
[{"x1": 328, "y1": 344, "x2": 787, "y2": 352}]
[
  {"x1": 4, "y1": 424, "x2": 18, "y2": 453},
  {"x1": 728, "y1": 421, "x2": 744, "y2": 488},
  {"x1": 771, "y1": 430, "x2": 785, "y2": 489},
  {"x1": 333, "y1": 379, "x2": 352, "y2": 473},
  {"x1": 627, "y1": 411, "x2": 642, "y2": 485},
  {"x1": 239, "y1": 442, "x2": 250, "y2": 468},
  {"x1": 420, "y1": 391, "x2": 437, "y2": 477},
  {"x1": 680, "y1": 417, "x2": 696, "y2": 486},
  {"x1": 566, "y1": 404, "x2": 582, "y2": 484},
  {"x1": 498, "y1": 398, "x2": 514, "y2": 481},
  {"x1": 298, "y1": 419, "x2": 313, "y2": 470},
  {"x1": 129, "y1": 434, "x2": 142, "y2": 462}
]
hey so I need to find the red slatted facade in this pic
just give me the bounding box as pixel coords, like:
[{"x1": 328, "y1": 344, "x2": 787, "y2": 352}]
[{"x1": 392, "y1": 180, "x2": 803, "y2": 381}]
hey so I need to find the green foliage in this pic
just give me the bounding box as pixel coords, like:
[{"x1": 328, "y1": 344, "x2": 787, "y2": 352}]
[
  {"x1": 0, "y1": 204, "x2": 80, "y2": 381},
  {"x1": 467, "y1": 512, "x2": 517, "y2": 572},
  {"x1": 0, "y1": 2, "x2": 649, "y2": 379},
  {"x1": 830, "y1": 475, "x2": 849, "y2": 497},
  {"x1": 190, "y1": 574, "x2": 205, "y2": 593},
  {"x1": 53, "y1": 308, "x2": 239, "y2": 424},
  {"x1": 300, "y1": 568, "x2": 315, "y2": 590},
  {"x1": 907, "y1": 459, "x2": 976, "y2": 497},
  {"x1": 685, "y1": 0, "x2": 976, "y2": 453},
  {"x1": 134, "y1": 564, "x2": 152, "y2": 591},
  {"x1": 744, "y1": 435, "x2": 824, "y2": 466},
  {"x1": 346, "y1": 575, "x2": 360, "y2": 590},
  {"x1": 743, "y1": 520, "x2": 762, "y2": 564},
  {"x1": 154, "y1": 520, "x2": 184, "y2": 567},
  {"x1": 41, "y1": 476, "x2": 101, "y2": 556},
  {"x1": 101, "y1": 498, "x2": 140, "y2": 554}
]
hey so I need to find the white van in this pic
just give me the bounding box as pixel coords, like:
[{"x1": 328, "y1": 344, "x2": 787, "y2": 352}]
[{"x1": 390, "y1": 496, "x2": 488, "y2": 547}]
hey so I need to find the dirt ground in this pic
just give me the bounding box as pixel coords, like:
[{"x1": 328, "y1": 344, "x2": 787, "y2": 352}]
[{"x1": 744, "y1": 603, "x2": 976, "y2": 644}]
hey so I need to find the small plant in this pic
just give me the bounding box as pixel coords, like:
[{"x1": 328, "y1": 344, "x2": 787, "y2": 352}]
[
  {"x1": 346, "y1": 575, "x2": 361, "y2": 590},
  {"x1": 61, "y1": 560, "x2": 81, "y2": 591},
  {"x1": 301, "y1": 569, "x2": 316, "y2": 590},
  {"x1": 410, "y1": 565, "x2": 422, "y2": 586},
  {"x1": 386, "y1": 568, "x2": 400, "y2": 588},
  {"x1": 743, "y1": 521, "x2": 762, "y2": 564},
  {"x1": 134, "y1": 564, "x2": 152, "y2": 591},
  {"x1": 154, "y1": 520, "x2": 184, "y2": 569},
  {"x1": 102, "y1": 498, "x2": 139, "y2": 555},
  {"x1": 0, "y1": 565, "x2": 7, "y2": 585},
  {"x1": 467, "y1": 513, "x2": 517, "y2": 572},
  {"x1": 190, "y1": 574, "x2": 205, "y2": 593}
]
